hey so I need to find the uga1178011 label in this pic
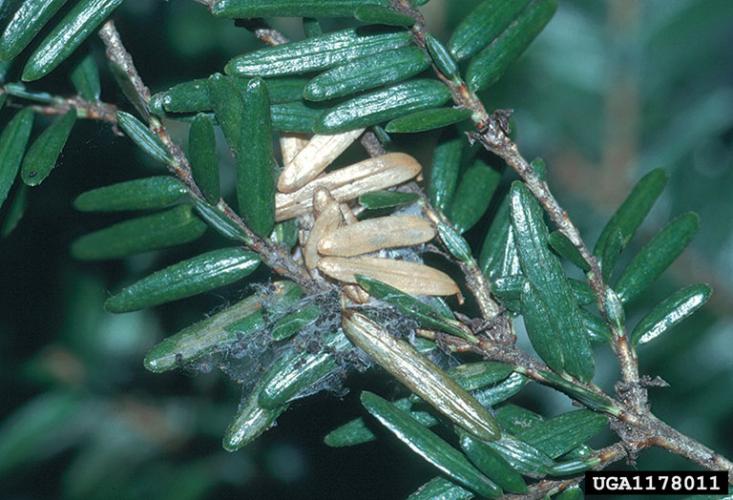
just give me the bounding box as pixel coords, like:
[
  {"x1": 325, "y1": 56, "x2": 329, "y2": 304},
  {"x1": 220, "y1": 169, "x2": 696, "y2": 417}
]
[{"x1": 585, "y1": 471, "x2": 726, "y2": 495}]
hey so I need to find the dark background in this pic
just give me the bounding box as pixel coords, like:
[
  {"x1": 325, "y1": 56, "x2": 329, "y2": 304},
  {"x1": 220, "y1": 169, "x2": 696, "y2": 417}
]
[{"x1": 1, "y1": 0, "x2": 732, "y2": 498}]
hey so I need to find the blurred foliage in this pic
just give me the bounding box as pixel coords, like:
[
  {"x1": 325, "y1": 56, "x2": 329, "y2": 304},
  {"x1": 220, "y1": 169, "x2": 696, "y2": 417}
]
[{"x1": 1, "y1": 0, "x2": 731, "y2": 498}]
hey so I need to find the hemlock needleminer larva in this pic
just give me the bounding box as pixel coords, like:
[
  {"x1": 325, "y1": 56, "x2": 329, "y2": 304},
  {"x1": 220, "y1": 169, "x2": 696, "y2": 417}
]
[
  {"x1": 332, "y1": 201, "x2": 371, "y2": 304},
  {"x1": 304, "y1": 188, "x2": 342, "y2": 270}
]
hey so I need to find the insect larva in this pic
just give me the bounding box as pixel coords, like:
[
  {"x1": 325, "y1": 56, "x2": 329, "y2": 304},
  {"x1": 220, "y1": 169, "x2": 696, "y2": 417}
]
[
  {"x1": 317, "y1": 256, "x2": 460, "y2": 296},
  {"x1": 275, "y1": 153, "x2": 422, "y2": 221},
  {"x1": 278, "y1": 128, "x2": 365, "y2": 193},
  {"x1": 304, "y1": 188, "x2": 342, "y2": 270},
  {"x1": 279, "y1": 133, "x2": 308, "y2": 165},
  {"x1": 343, "y1": 284, "x2": 370, "y2": 303},
  {"x1": 318, "y1": 215, "x2": 435, "y2": 257},
  {"x1": 340, "y1": 203, "x2": 359, "y2": 225},
  {"x1": 333, "y1": 203, "x2": 369, "y2": 303}
]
